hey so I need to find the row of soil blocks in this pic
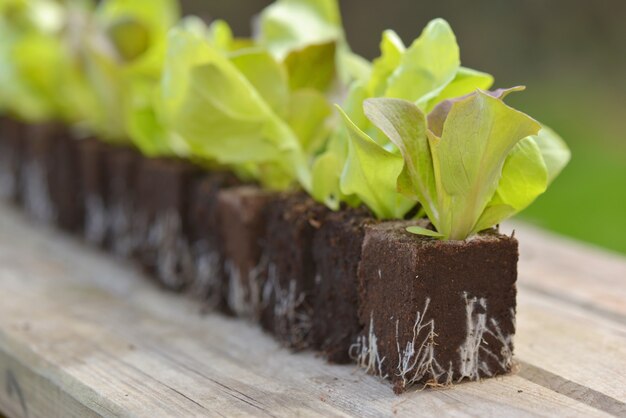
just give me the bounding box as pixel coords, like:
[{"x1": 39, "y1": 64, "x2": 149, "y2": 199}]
[{"x1": 0, "y1": 118, "x2": 518, "y2": 393}]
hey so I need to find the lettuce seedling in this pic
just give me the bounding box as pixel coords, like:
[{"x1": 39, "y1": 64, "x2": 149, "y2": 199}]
[
  {"x1": 81, "y1": 0, "x2": 180, "y2": 143},
  {"x1": 0, "y1": 0, "x2": 97, "y2": 124},
  {"x1": 312, "y1": 18, "x2": 494, "y2": 210},
  {"x1": 340, "y1": 88, "x2": 570, "y2": 240},
  {"x1": 166, "y1": 0, "x2": 355, "y2": 191}
]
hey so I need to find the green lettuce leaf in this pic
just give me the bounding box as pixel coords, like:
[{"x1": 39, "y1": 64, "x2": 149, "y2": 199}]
[
  {"x1": 473, "y1": 136, "x2": 547, "y2": 233},
  {"x1": 363, "y1": 98, "x2": 438, "y2": 222},
  {"x1": 428, "y1": 91, "x2": 542, "y2": 239},
  {"x1": 427, "y1": 86, "x2": 525, "y2": 137},
  {"x1": 97, "y1": 0, "x2": 179, "y2": 76},
  {"x1": 229, "y1": 48, "x2": 290, "y2": 116},
  {"x1": 310, "y1": 119, "x2": 357, "y2": 209},
  {"x1": 173, "y1": 60, "x2": 290, "y2": 164},
  {"x1": 164, "y1": 25, "x2": 312, "y2": 190},
  {"x1": 472, "y1": 124, "x2": 571, "y2": 232},
  {"x1": 368, "y1": 30, "x2": 405, "y2": 97},
  {"x1": 258, "y1": 0, "x2": 342, "y2": 60},
  {"x1": 287, "y1": 89, "x2": 333, "y2": 154},
  {"x1": 284, "y1": 40, "x2": 337, "y2": 91},
  {"x1": 0, "y1": 0, "x2": 95, "y2": 123},
  {"x1": 362, "y1": 89, "x2": 548, "y2": 238},
  {"x1": 312, "y1": 20, "x2": 494, "y2": 211},
  {"x1": 532, "y1": 125, "x2": 571, "y2": 183},
  {"x1": 425, "y1": 66, "x2": 494, "y2": 112},
  {"x1": 311, "y1": 151, "x2": 343, "y2": 210},
  {"x1": 406, "y1": 225, "x2": 444, "y2": 238},
  {"x1": 386, "y1": 18, "x2": 460, "y2": 108},
  {"x1": 81, "y1": 0, "x2": 179, "y2": 141},
  {"x1": 258, "y1": 0, "x2": 362, "y2": 90},
  {"x1": 128, "y1": 18, "x2": 231, "y2": 157},
  {"x1": 337, "y1": 106, "x2": 414, "y2": 219}
]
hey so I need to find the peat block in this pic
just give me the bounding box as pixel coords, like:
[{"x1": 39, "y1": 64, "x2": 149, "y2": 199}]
[
  {"x1": 0, "y1": 116, "x2": 25, "y2": 203},
  {"x1": 217, "y1": 186, "x2": 274, "y2": 318},
  {"x1": 50, "y1": 132, "x2": 83, "y2": 232},
  {"x1": 186, "y1": 171, "x2": 238, "y2": 309},
  {"x1": 105, "y1": 144, "x2": 141, "y2": 258},
  {"x1": 135, "y1": 157, "x2": 201, "y2": 290},
  {"x1": 356, "y1": 222, "x2": 518, "y2": 393},
  {"x1": 311, "y1": 207, "x2": 374, "y2": 363},
  {"x1": 21, "y1": 123, "x2": 65, "y2": 224},
  {"x1": 78, "y1": 138, "x2": 111, "y2": 246},
  {"x1": 261, "y1": 193, "x2": 329, "y2": 350}
]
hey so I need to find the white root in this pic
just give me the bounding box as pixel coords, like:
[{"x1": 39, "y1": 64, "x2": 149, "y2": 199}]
[
  {"x1": 84, "y1": 194, "x2": 107, "y2": 245},
  {"x1": 22, "y1": 160, "x2": 55, "y2": 224},
  {"x1": 144, "y1": 210, "x2": 194, "y2": 289},
  {"x1": 226, "y1": 261, "x2": 247, "y2": 317},
  {"x1": 227, "y1": 256, "x2": 266, "y2": 319},
  {"x1": 458, "y1": 293, "x2": 489, "y2": 380},
  {"x1": 457, "y1": 292, "x2": 515, "y2": 381},
  {"x1": 354, "y1": 288, "x2": 514, "y2": 390},
  {"x1": 395, "y1": 298, "x2": 452, "y2": 389},
  {"x1": 349, "y1": 313, "x2": 387, "y2": 379},
  {"x1": 481, "y1": 312, "x2": 514, "y2": 371},
  {"x1": 109, "y1": 201, "x2": 136, "y2": 257},
  {"x1": 188, "y1": 240, "x2": 222, "y2": 306},
  {"x1": 270, "y1": 275, "x2": 312, "y2": 348}
]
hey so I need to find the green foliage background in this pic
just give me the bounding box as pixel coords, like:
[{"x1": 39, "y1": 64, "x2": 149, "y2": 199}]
[{"x1": 180, "y1": 0, "x2": 626, "y2": 254}]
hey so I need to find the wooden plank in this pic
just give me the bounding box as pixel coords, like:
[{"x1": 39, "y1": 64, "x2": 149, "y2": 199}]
[
  {"x1": 0, "y1": 205, "x2": 624, "y2": 417},
  {"x1": 0, "y1": 345, "x2": 100, "y2": 418},
  {"x1": 515, "y1": 291, "x2": 626, "y2": 414},
  {"x1": 509, "y1": 222, "x2": 626, "y2": 320}
]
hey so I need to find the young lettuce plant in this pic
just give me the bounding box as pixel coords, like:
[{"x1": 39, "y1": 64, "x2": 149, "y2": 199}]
[
  {"x1": 312, "y1": 18, "x2": 494, "y2": 211},
  {"x1": 0, "y1": 0, "x2": 96, "y2": 124},
  {"x1": 257, "y1": 0, "x2": 370, "y2": 88},
  {"x1": 81, "y1": 0, "x2": 179, "y2": 143},
  {"x1": 340, "y1": 88, "x2": 571, "y2": 240},
  {"x1": 166, "y1": 0, "x2": 354, "y2": 191},
  {"x1": 125, "y1": 16, "x2": 227, "y2": 158}
]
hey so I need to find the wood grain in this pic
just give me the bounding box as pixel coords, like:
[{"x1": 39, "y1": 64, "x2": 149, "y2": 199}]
[{"x1": 0, "y1": 206, "x2": 624, "y2": 417}]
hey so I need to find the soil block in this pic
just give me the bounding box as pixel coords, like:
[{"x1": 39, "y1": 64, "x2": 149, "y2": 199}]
[
  {"x1": 20, "y1": 123, "x2": 65, "y2": 224},
  {"x1": 217, "y1": 186, "x2": 275, "y2": 318},
  {"x1": 355, "y1": 222, "x2": 518, "y2": 393},
  {"x1": 49, "y1": 131, "x2": 84, "y2": 233},
  {"x1": 186, "y1": 171, "x2": 238, "y2": 309},
  {"x1": 260, "y1": 193, "x2": 329, "y2": 350},
  {"x1": 21, "y1": 122, "x2": 84, "y2": 232},
  {"x1": 135, "y1": 157, "x2": 201, "y2": 291},
  {"x1": 78, "y1": 138, "x2": 111, "y2": 246},
  {"x1": 0, "y1": 116, "x2": 25, "y2": 203},
  {"x1": 105, "y1": 144, "x2": 141, "y2": 258},
  {"x1": 311, "y1": 207, "x2": 374, "y2": 363}
]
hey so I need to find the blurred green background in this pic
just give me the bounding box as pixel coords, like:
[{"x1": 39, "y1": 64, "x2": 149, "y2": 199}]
[{"x1": 182, "y1": 0, "x2": 626, "y2": 254}]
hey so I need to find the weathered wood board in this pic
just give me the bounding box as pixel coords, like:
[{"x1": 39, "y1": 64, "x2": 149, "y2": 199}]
[{"x1": 0, "y1": 205, "x2": 624, "y2": 417}]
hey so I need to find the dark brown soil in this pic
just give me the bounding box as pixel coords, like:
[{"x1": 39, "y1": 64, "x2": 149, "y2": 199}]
[
  {"x1": 135, "y1": 157, "x2": 202, "y2": 290},
  {"x1": 20, "y1": 123, "x2": 65, "y2": 224},
  {"x1": 311, "y1": 207, "x2": 374, "y2": 363},
  {"x1": 78, "y1": 138, "x2": 111, "y2": 246},
  {"x1": 0, "y1": 117, "x2": 26, "y2": 203},
  {"x1": 49, "y1": 132, "x2": 84, "y2": 233},
  {"x1": 217, "y1": 186, "x2": 275, "y2": 318},
  {"x1": 186, "y1": 171, "x2": 239, "y2": 310},
  {"x1": 104, "y1": 144, "x2": 141, "y2": 258},
  {"x1": 357, "y1": 222, "x2": 518, "y2": 393},
  {"x1": 260, "y1": 193, "x2": 329, "y2": 350}
]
